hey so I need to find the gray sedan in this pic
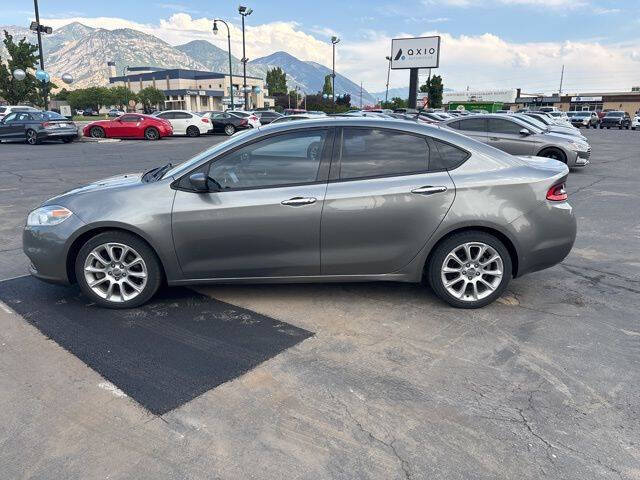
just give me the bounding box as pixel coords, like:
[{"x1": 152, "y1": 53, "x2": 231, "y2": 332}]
[
  {"x1": 23, "y1": 118, "x2": 576, "y2": 309},
  {"x1": 442, "y1": 114, "x2": 590, "y2": 167}
]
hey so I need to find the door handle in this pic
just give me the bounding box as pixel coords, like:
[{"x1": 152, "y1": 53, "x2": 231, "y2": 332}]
[
  {"x1": 411, "y1": 186, "x2": 447, "y2": 195},
  {"x1": 281, "y1": 197, "x2": 317, "y2": 206}
]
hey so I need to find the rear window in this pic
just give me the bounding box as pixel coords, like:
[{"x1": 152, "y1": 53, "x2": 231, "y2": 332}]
[
  {"x1": 605, "y1": 112, "x2": 623, "y2": 117},
  {"x1": 339, "y1": 128, "x2": 429, "y2": 179},
  {"x1": 430, "y1": 139, "x2": 469, "y2": 171},
  {"x1": 31, "y1": 111, "x2": 65, "y2": 121}
]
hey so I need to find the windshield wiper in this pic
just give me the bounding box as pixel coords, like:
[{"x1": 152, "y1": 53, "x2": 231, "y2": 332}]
[{"x1": 142, "y1": 163, "x2": 173, "y2": 182}]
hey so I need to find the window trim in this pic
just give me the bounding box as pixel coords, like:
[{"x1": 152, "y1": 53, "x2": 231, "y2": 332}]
[{"x1": 171, "y1": 127, "x2": 335, "y2": 193}]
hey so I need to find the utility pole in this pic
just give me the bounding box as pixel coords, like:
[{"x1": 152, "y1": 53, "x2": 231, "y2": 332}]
[
  {"x1": 239, "y1": 6, "x2": 253, "y2": 110},
  {"x1": 213, "y1": 19, "x2": 234, "y2": 111},
  {"x1": 559, "y1": 64, "x2": 565, "y2": 95},
  {"x1": 331, "y1": 36, "x2": 340, "y2": 104},
  {"x1": 360, "y1": 81, "x2": 363, "y2": 108},
  {"x1": 32, "y1": 0, "x2": 49, "y2": 110},
  {"x1": 384, "y1": 56, "x2": 391, "y2": 104}
]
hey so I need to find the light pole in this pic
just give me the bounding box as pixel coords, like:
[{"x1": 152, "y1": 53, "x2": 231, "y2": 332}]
[
  {"x1": 331, "y1": 36, "x2": 340, "y2": 104},
  {"x1": 239, "y1": 5, "x2": 253, "y2": 110},
  {"x1": 384, "y1": 55, "x2": 391, "y2": 104},
  {"x1": 31, "y1": 0, "x2": 52, "y2": 110},
  {"x1": 213, "y1": 19, "x2": 234, "y2": 111}
]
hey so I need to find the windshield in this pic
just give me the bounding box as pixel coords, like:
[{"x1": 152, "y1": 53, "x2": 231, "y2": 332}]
[
  {"x1": 574, "y1": 112, "x2": 590, "y2": 117},
  {"x1": 605, "y1": 112, "x2": 623, "y2": 117},
  {"x1": 162, "y1": 128, "x2": 257, "y2": 179}
]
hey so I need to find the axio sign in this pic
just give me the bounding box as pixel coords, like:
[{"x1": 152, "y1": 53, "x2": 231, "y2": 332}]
[{"x1": 391, "y1": 36, "x2": 440, "y2": 70}]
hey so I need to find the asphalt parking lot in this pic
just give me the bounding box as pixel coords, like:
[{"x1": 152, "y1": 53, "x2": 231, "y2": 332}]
[{"x1": 1, "y1": 130, "x2": 639, "y2": 479}]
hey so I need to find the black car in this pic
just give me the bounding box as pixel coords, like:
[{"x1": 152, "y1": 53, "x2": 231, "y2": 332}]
[
  {"x1": 600, "y1": 111, "x2": 631, "y2": 129},
  {"x1": 252, "y1": 110, "x2": 283, "y2": 125},
  {"x1": 206, "y1": 112, "x2": 251, "y2": 136},
  {"x1": 82, "y1": 108, "x2": 99, "y2": 116},
  {"x1": 0, "y1": 111, "x2": 78, "y2": 145}
]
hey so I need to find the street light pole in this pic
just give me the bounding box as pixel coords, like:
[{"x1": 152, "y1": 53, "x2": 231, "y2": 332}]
[
  {"x1": 239, "y1": 6, "x2": 253, "y2": 110},
  {"x1": 213, "y1": 19, "x2": 234, "y2": 111},
  {"x1": 331, "y1": 36, "x2": 340, "y2": 104},
  {"x1": 33, "y1": 0, "x2": 47, "y2": 110},
  {"x1": 384, "y1": 56, "x2": 391, "y2": 104}
]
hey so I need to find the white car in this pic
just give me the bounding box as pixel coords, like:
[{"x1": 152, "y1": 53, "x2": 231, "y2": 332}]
[
  {"x1": 0, "y1": 105, "x2": 38, "y2": 121},
  {"x1": 228, "y1": 110, "x2": 261, "y2": 128},
  {"x1": 632, "y1": 115, "x2": 640, "y2": 130},
  {"x1": 152, "y1": 110, "x2": 211, "y2": 137}
]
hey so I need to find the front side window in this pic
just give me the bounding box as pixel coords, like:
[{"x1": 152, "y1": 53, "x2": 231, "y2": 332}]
[
  {"x1": 487, "y1": 118, "x2": 524, "y2": 135},
  {"x1": 157, "y1": 112, "x2": 174, "y2": 119},
  {"x1": 120, "y1": 115, "x2": 141, "y2": 123},
  {"x1": 175, "y1": 112, "x2": 192, "y2": 119},
  {"x1": 2, "y1": 113, "x2": 18, "y2": 123},
  {"x1": 339, "y1": 128, "x2": 429, "y2": 180},
  {"x1": 206, "y1": 129, "x2": 328, "y2": 190}
]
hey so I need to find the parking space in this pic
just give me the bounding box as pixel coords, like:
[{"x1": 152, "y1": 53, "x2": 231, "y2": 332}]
[{"x1": 1, "y1": 129, "x2": 639, "y2": 479}]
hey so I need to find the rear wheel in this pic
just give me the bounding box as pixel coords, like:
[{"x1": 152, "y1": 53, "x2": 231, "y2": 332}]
[
  {"x1": 538, "y1": 147, "x2": 566, "y2": 164},
  {"x1": 144, "y1": 127, "x2": 159, "y2": 140},
  {"x1": 89, "y1": 126, "x2": 105, "y2": 138},
  {"x1": 25, "y1": 129, "x2": 40, "y2": 145},
  {"x1": 186, "y1": 125, "x2": 200, "y2": 137},
  {"x1": 427, "y1": 231, "x2": 512, "y2": 309},
  {"x1": 224, "y1": 124, "x2": 236, "y2": 136},
  {"x1": 75, "y1": 231, "x2": 162, "y2": 309}
]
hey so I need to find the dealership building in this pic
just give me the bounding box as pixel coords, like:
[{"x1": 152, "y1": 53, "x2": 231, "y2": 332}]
[{"x1": 107, "y1": 62, "x2": 274, "y2": 111}]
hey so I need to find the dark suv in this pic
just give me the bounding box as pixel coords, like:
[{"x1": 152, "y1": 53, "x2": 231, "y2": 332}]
[{"x1": 600, "y1": 111, "x2": 631, "y2": 129}]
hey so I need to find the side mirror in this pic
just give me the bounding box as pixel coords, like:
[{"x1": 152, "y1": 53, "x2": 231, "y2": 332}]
[
  {"x1": 189, "y1": 172, "x2": 211, "y2": 192},
  {"x1": 519, "y1": 128, "x2": 531, "y2": 136}
]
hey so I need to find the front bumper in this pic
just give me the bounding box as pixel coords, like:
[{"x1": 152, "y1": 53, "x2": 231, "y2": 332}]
[{"x1": 23, "y1": 214, "x2": 86, "y2": 285}]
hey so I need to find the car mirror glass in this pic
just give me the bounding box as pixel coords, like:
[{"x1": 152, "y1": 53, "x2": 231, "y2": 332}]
[{"x1": 188, "y1": 172, "x2": 221, "y2": 192}]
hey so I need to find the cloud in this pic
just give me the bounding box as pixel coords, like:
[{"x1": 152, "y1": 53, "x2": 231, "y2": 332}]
[
  {"x1": 39, "y1": 14, "x2": 640, "y2": 95},
  {"x1": 422, "y1": 0, "x2": 587, "y2": 7}
]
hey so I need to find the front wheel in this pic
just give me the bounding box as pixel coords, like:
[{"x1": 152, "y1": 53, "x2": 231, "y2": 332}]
[
  {"x1": 75, "y1": 231, "x2": 162, "y2": 309},
  {"x1": 89, "y1": 126, "x2": 105, "y2": 138},
  {"x1": 427, "y1": 231, "x2": 512, "y2": 309},
  {"x1": 144, "y1": 127, "x2": 160, "y2": 140},
  {"x1": 25, "y1": 129, "x2": 40, "y2": 145},
  {"x1": 224, "y1": 124, "x2": 236, "y2": 136},
  {"x1": 538, "y1": 148, "x2": 567, "y2": 164}
]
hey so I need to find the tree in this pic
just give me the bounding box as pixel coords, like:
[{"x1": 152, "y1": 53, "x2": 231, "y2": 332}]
[
  {"x1": 53, "y1": 88, "x2": 70, "y2": 101},
  {"x1": 137, "y1": 87, "x2": 165, "y2": 113},
  {"x1": 419, "y1": 74, "x2": 444, "y2": 109},
  {"x1": 67, "y1": 87, "x2": 111, "y2": 110},
  {"x1": 34, "y1": 79, "x2": 58, "y2": 109},
  {"x1": 107, "y1": 86, "x2": 137, "y2": 110},
  {"x1": 265, "y1": 67, "x2": 287, "y2": 95},
  {"x1": 0, "y1": 30, "x2": 39, "y2": 105},
  {"x1": 380, "y1": 97, "x2": 407, "y2": 110},
  {"x1": 322, "y1": 74, "x2": 333, "y2": 96}
]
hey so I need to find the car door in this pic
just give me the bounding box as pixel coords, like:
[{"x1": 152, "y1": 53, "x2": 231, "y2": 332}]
[
  {"x1": 117, "y1": 114, "x2": 144, "y2": 137},
  {"x1": 155, "y1": 112, "x2": 175, "y2": 132},
  {"x1": 486, "y1": 118, "x2": 535, "y2": 155},
  {"x1": 211, "y1": 113, "x2": 228, "y2": 132},
  {"x1": 0, "y1": 112, "x2": 22, "y2": 140},
  {"x1": 320, "y1": 127, "x2": 456, "y2": 275},
  {"x1": 171, "y1": 127, "x2": 333, "y2": 279},
  {"x1": 448, "y1": 118, "x2": 487, "y2": 143},
  {"x1": 173, "y1": 112, "x2": 191, "y2": 134}
]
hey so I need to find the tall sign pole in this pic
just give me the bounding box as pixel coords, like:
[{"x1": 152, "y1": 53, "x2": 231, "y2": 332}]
[
  {"x1": 33, "y1": 0, "x2": 48, "y2": 110},
  {"x1": 390, "y1": 36, "x2": 440, "y2": 110}
]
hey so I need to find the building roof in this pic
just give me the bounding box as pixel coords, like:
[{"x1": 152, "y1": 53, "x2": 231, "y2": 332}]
[{"x1": 109, "y1": 67, "x2": 263, "y2": 83}]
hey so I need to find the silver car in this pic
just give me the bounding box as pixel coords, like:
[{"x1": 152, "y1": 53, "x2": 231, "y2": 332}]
[
  {"x1": 442, "y1": 114, "x2": 590, "y2": 167},
  {"x1": 23, "y1": 118, "x2": 576, "y2": 309}
]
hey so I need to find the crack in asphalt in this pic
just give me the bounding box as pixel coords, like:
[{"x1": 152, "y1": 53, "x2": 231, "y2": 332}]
[
  {"x1": 569, "y1": 176, "x2": 607, "y2": 198},
  {"x1": 329, "y1": 391, "x2": 411, "y2": 479},
  {"x1": 562, "y1": 263, "x2": 640, "y2": 285},
  {"x1": 562, "y1": 265, "x2": 640, "y2": 295}
]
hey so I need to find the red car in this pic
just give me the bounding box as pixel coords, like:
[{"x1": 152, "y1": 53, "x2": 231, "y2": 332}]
[{"x1": 83, "y1": 114, "x2": 173, "y2": 140}]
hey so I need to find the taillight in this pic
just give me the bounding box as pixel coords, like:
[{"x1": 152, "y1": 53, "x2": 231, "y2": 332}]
[
  {"x1": 201, "y1": 118, "x2": 210, "y2": 123},
  {"x1": 41, "y1": 122, "x2": 54, "y2": 128},
  {"x1": 547, "y1": 183, "x2": 568, "y2": 202},
  {"x1": 239, "y1": 119, "x2": 248, "y2": 126},
  {"x1": 249, "y1": 115, "x2": 258, "y2": 121}
]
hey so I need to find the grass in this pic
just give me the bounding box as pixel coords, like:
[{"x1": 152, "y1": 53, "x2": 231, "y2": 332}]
[{"x1": 72, "y1": 115, "x2": 109, "y2": 122}]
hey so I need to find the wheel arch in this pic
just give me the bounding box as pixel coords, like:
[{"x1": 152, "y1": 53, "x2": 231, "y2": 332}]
[
  {"x1": 65, "y1": 225, "x2": 167, "y2": 285},
  {"x1": 424, "y1": 225, "x2": 519, "y2": 279},
  {"x1": 536, "y1": 146, "x2": 567, "y2": 163}
]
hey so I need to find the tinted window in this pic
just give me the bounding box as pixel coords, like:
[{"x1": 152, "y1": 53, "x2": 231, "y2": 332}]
[
  {"x1": 487, "y1": 118, "x2": 524, "y2": 134},
  {"x1": 120, "y1": 115, "x2": 141, "y2": 123},
  {"x1": 174, "y1": 112, "x2": 192, "y2": 119},
  {"x1": 2, "y1": 113, "x2": 17, "y2": 122},
  {"x1": 207, "y1": 129, "x2": 327, "y2": 190},
  {"x1": 431, "y1": 139, "x2": 469, "y2": 170},
  {"x1": 156, "y1": 112, "x2": 174, "y2": 119},
  {"x1": 32, "y1": 111, "x2": 65, "y2": 121},
  {"x1": 15, "y1": 113, "x2": 31, "y2": 121},
  {"x1": 339, "y1": 128, "x2": 429, "y2": 179},
  {"x1": 455, "y1": 118, "x2": 486, "y2": 132},
  {"x1": 605, "y1": 112, "x2": 623, "y2": 117}
]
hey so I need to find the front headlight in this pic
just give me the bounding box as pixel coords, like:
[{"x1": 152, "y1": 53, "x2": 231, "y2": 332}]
[
  {"x1": 27, "y1": 205, "x2": 73, "y2": 226},
  {"x1": 568, "y1": 141, "x2": 588, "y2": 152}
]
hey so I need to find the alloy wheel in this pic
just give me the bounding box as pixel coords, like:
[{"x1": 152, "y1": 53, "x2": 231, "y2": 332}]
[
  {"x1": 83, "y1": 242, "x2": 148, "y2": 303},
  {"x1": 440, "y1": 242, "x2": 504, "y2": 302},
  {"x1": 90, "y1": 127, "x2": 105, "y2": 138},
  {"x1": 26, "y1": 130, "x2": 37, "y2": 145},
  {"x1": 145, "y1": 128, "x2": 159, "y2": 140},
  {"x1": 225, "y1": 125, "x2": 235, "y2": 136}
]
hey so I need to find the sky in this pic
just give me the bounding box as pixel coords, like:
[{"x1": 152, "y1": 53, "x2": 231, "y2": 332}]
[{"x1": 4, "y1": 0, "x2": 640, "y2": 94}]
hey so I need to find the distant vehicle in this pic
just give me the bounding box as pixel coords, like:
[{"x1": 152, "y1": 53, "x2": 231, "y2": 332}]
[
  {"x1": 82, "y1": 108, "x2": 99, "y2": 116},
  {"x1": 569, "y1": 111, "x2": 599, "y2": 128},
  {"x1": 108, "y1": 109, "x2": 126, "y2": 118},
  {"x1": 306, "y1": 111, "x2": 327, "y2": 116},
  {"x1": 393, "y1": 108, "x2": 419, "y2": 114},
  {"x1": 0, "y1": 110, "x2": 77, "y2": 145},
  {"x1": 269, "y1": 114, "x2": 311, "y2": 124},
  {"x1": 153, "y1": 110, "x2": 211, "y2": 137},
  {"x1": 539, "y1": 106, "x2": 559, "y2": 112},
  {"x1": 496, "y1": 110, "x2": 512, "y2": 114},
  {"x1": 251, "y1": 110, "x2": 283, "y2": 125},
  {"x1": 632, "y1": 114, "x2": 640, "y2": 130},
  {"x1": 83, "y1": 114, "x2": 173, "y2": 140},
  {"x1": 545, "y1": 111, "x2": 570, "y2": 122},
  {"x1": 0, "y1": 105, "x2": 39, "y2": 121},
  {"x1": 442, "y1": 114, "x2": 591, "y2": 168},
  {"x1": 207, "y1": 112, "x2": 252, "y2": 135},
  {"x1": 283, "y1": 108, "x2": 307, "y2": 116},
  {"x1": 599, "y1": 111, "x2": 631, "y2": 129},
  {"x1": 227, "y1": 110, "x2": 261, "y2": 128},
  {"x1": 75, "y1": 109, "x2": 85, "y2": 116},
  {"x1": 519, "y1": 113, "x2": 586, "y2": 140}
]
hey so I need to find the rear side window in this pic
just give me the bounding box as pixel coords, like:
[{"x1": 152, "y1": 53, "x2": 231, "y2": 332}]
[
  {"x1": 339, "y1": 128, "x2": 429, "y2": 180},
  {"x1": 487, "y1": 118, "x2": 523, "y2": 134},
  {"x1": 456, "y1": 118, "x2": 486, "y2": 132},
  {"x1": 157, "y1": 112, "x2": 174, "y2": 119},
  {"x1": 174, "y1": 112, "x2": 192, "y2": 119},
  {"x1": 430, "y1": 139, "x2": 469, "y2": 171},
  {"x1": 120, "y1": 115, "x2": 141, "y2": 122}
]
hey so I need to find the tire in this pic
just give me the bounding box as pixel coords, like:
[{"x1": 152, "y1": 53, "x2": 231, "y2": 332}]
[
  {"x1": 538, "y1": 147, "x2": 567, "y2": 164},
  {"x1": 25, "y1": 129, "x2": 40, "y2": 145},
  {"x1": 427, "y1": 231, "x2": 512, "y2": 309},
  {"x1": 224, "y1": 124, "x2": 236, "y2": 136},
  {"x1": 144, "y1": 127, "x2": 160, "y2": 141},
  {"x1": 75, "y1": 231, "x2": 163, "y2": 309},
  {"x1": 186, "y1": 125, "x2": 200, "y2": 137},
  {"x1": 89, "y1": 126, "x2": 105, "y2": 138}
]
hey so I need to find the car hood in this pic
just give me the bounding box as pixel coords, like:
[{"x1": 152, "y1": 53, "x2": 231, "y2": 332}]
[{"x1": 45, "y1": 172, "x2": 143, "y2": 205}]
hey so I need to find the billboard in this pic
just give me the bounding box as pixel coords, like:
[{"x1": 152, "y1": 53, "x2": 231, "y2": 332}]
[{"x1": 391, "y1": 36, "x2": 440, "y2": 70}]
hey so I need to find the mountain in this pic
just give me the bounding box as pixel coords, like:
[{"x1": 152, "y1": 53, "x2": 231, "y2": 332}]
[
  {"x1": 175, "y1": 40, "x2": 263, "y2": 78},
  {"x1": 249, "y1": 51, "x2": 376, "y2": 105}
]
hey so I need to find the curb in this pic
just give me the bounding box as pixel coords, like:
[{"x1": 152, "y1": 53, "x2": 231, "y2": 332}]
[{"x1": 78, "y1": 137, "x2": 121, "y2": 143}]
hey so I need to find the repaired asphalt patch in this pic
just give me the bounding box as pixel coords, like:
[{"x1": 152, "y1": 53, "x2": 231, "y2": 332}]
[{"x1": 0, "y1": 276, "x2": 313, "y2": 414}]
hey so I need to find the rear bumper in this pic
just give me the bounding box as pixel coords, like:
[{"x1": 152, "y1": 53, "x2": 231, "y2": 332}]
[
  {"x1": 38, "y1": 127, "x2": 78, "y2": 139},
  {"x1": 510, "y1": 201, "x2": 576, "y2": 277}
]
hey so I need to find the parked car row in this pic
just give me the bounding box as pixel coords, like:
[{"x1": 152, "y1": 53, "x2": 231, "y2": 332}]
[{"x1": 0, "y1": 110, "x2": 78, "y2": 145}]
